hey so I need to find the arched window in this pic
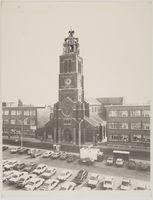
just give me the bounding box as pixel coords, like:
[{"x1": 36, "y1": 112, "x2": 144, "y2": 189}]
[
  {"x1": 68, "y1": 60, "x2": 71, "y2": 72},
  {"x1": 64, "y1": 60, "x2": 68, "y2": 73}
]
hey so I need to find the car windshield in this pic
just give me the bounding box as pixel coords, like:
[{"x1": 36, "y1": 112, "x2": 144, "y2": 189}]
[
  {"x1": 28, "y1": 182, "x2": 34, "y2": 186},
  {"x1": 37, "y1": 167, "x2": 41, "y2": 170},
  {"x1": 105, "y1": 181, "x2": 111, "y2": 184},
  {"x1": 12, "y1": 175, "x2": 18, "y2": 178},
  {"x1": 108, "y1": 158, "x2": 113, "y2": 161},
  {"x1": 51, "y1": 181, "x2": 56, "y2": 186},
  {"x1": 60, "y1": 172, "x2": 66, "y2": 176},
  {"x1": 122, "y1": 181, "x2": 129, "y2": 186},
  {"x1": 19, "y1": 178, "x2": 25, "y2": 181},
  {"x1": 46, "y1": 170, "x2": 51, "y2": 173},
  {"x1": 90, "y1": 176, "x2": 97, "y2": 180},
  {"x1": 60, "y1": 187, "x2": 66, "y2": 190},
  {"x1": 44, "y1": 183, "x2": 49, "y2": 187}
]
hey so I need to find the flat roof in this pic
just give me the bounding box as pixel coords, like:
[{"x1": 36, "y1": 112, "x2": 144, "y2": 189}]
[{"x1": 113, "y1": 150, "x2": 130, "y2": 154}]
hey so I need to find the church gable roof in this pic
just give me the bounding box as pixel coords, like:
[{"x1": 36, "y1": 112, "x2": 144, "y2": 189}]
[
  {"x1": 96, "y1": 97, "x2": 124, "y2": 105},
  {"x1": 84, "y1": 115, "x2": 106, "y2": 127}
]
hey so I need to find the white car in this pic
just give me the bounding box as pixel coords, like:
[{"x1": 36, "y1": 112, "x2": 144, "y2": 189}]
[
  {"x1": 10, "y1": 147, "x2": 21, "y2": 153},
  {"x1": 120, "y1": 178, "x2": 132, "y2": 190},
  {"x1": 60, "y1": 182, "x2": 76, "y2": 191},
  {"x1": 40, "y1": 167, "x2": 56, "y2": 179},
  {"x1": 116, "y1": 158, "x2": 124, "y2": 167},
  {"x1": 42, "y1": 151, "x2": 53, "y2": 158},
  {"x1": 101, "y1": 177, "x2": 113, "y2": 190},
  {"x1": 33, "y1": 164, "x2": 47, "y2": 175},
  {"x1": 3, "y1": 170, "x2": 17, "y2": 182},
  {"x1": 24, "y1": 178, "x2": 45, "y2": 191},
  {"x1": 87, "y1": 173, "x2": 100, "y2": 188},
  {"x1": 79, "y1": 186, "x2": 91, "y2": 191},
  {"x1": 3, "y1": 160, "x2": 11, "y2": 167},
  {"x1": 8, "y1": 171, "x2": 28, "y2": 184},
  {"x1": 16, "y1": 174, "x2": 37, "y2": 188},
  {"x1": 39, "y1": 179, "x2": 59, "y2": 191},
  {"x1": 57, "y1": 170, "x2": 72, "y2": 181},
  {"x1": 4, "y1": 160, "x2": 18, "y2": 170}
]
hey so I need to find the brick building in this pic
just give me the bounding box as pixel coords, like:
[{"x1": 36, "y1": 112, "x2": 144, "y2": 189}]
[
  {"x1": 2, "y1": 103, "x2": 51, "y2": 138},
  {"x1": 105, "y1": 105, "x2": 150, "y2": 146}
]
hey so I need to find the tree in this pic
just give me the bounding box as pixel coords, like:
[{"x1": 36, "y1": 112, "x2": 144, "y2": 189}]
[{"x1": 18, "y1": 99, "x2": 23, "y2": 106}]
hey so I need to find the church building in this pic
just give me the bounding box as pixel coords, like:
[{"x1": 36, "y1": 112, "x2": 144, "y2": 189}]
[{"x1": 53, "y1": 30, "x2": 106, "y2": 146}]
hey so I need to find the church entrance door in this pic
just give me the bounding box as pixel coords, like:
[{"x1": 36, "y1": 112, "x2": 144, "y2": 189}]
[{"x1": 63, "y1": 129, "x2": 72, "y2": 143}]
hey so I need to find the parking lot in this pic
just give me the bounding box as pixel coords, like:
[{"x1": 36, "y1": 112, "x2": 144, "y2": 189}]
[{"x1": 3, "y1": 145, "x2": 150, "y2": 191}]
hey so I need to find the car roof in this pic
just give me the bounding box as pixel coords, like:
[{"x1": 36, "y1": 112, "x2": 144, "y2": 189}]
[
  {"x1": 45, "y1": 179, "x2": 59, "y2": 184},
  {"x1": 90, "y1": 173, "x2": 99, "y2": 178},
  {"x1": 104, "y1": 176, "x2": 113, "y2": 181},
  {"x1": 62, "y1": 182, "x2": 76, "y2": 187},
  {"x1": 122, "y1": 178, "x2": 130, "y2": 182},
  {"x1": 37, "y1": 164, "x2": 46, "y2": 167},
  {"x1": 29, "y1": 177, "x2": 43, "y2": 182},
  {"x1": 61, "y1": 169, "x2": 71, "y2": 173}
]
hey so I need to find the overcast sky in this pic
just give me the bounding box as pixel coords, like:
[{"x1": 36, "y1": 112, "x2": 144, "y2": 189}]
[{"x1": 1, "y1": 1, "x2": 151, "y2": 106}]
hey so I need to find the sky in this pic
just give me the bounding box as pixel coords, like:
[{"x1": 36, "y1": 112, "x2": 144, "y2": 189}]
[{"x1": 1, "y1": 0, "x2": 152, "y2": 106}]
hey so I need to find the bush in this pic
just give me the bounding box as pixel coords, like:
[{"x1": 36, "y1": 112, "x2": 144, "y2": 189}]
[
  {"x1": 136, "y1": 162, "x2": 150, "y2": 171},
  {"x1": 127, "y1": 160, "x2": 136, "y2": 170}
]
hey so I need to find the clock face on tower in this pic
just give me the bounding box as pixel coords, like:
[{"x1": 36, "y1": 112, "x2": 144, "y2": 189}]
[{"x1": 65, "y1": 78, "x2": 72, "y2": 86}]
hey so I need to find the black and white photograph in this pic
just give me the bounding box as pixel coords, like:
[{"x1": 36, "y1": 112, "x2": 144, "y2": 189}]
[{"x1": 1, "y1": 0, "x2": 152, "y2": 199}]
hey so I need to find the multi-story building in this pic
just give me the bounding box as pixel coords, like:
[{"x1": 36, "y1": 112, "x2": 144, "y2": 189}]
[
  {"x1": 105, "y1": 105, "x2": 150, "y2": 146},
  {"x1": 2, "y1": 104, "x2": 52, "y2": 138}
]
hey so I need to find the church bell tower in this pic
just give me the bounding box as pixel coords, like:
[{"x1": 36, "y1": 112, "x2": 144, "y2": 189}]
[{"x1": 53, "y1": 30, "x2": 87, "y2": 145}]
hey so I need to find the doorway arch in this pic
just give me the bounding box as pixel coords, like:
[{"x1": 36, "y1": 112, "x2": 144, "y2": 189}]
[{"x1": 63, "y1": 129, "x2": 72, "y2": 143}]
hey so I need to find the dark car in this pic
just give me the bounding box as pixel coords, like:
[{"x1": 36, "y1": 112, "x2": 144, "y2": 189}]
[
  {"x1": 67, "y1": 154, "x2": 76, "y2": 163},
  {"x1": 60, "y1": 152, "x2": 68, "y2": 160},
  {"x1": 23, "y1": 162, "x2": 37, "y2": 173},
  {"x1": 31, "y1": 149, "x2": 42, "y2": 158},
  {"x1": 72, "y1": 170, "x2": 88, "y2": 185},
  {"x1": 18, "y1": 148, "x2": 29, "y2": 154},
  {"x1": 13, "y1": 161, "x2": 26, "y2": 170},
  {"x1": 3, "y1": 145, "x2": 8, "y2": 151}
]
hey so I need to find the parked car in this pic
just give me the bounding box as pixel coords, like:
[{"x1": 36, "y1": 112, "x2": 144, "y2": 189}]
[
  {"x1": 39, "y1": 179, "x2": 59, "y2": 191},
  {"x1": 40, "y1": 167, "x2": 56, "y2": 180},
  {"x1": 137, "y1": 161, "x2": 150, "y2": 171},
  {"x1": 60, "y1": 152, "x2": 68, "y2": 160},
  {"x1": 87, "y1": 173, "x2": 100, "y2": 188},
  {"x1": 31, "y1": 149, "x2": 42, "y2": 158},
  {"x1": 57, "y1": 170, "x2": 72, "y2": 181},
  {"x1": 106, "y1": 157, "x2": 114, "y2": 166},
  {"x1": 127, "y1": 160, "x2": 136, "y2": 170},
  {"x1": 79, "y1": 186, "x2": 91, "y2": 191},
  {"x1": 32, "y1": 164, "x2": 47, "y2": 175},
  {"x1": 10, "y1": 147, "x2": 21, "y2": 153},
  {"x1": 3, "y1": 170, "x2": 17, "y2": 182},
  {"x1": 119, "y1": 178, "x2": 132, "y2": 190},
  {"x1": 42, "y1": 151, "x2": 53, "y2": 158},
  {"x1": 18, "y1": 148, "x2": 29, "y2": 154},
  {"x1": 8, "y1": 171, "x2": 28, "y2": 184},
  {"x1": 4, "y1": 160, "x2": 18, "y2": 170},
  {"x1": 27, "y1": 148, "x2": 35, "y2": 155},
  {"x1": 101, "y1": 177, "x2": 113, "y2": 190},
  {"x1": 115, "y1": 158, "x2": 124, "y2": 167},
  {"x1": 134, "y1": 183, "x2": 147, "y2": 190},
  {"x1": 51, "y1": 151, "x2": 61, "y2": 159},
  {"x1": 16, "y1": 174, "x2": 37, "y2": 188},
  {"x1": 24, "y1": 178, "x2": 45, "y2": 191},
  {"x1": 72, "y1": 170, "x2": 88, "y2": 185},
  {"x1": 3, "y1": 159, "x2": 11, "y2": 167},
  {"x1": 13, "y1": 161, "x2": 26, "y2": 170},
  {"x1": 3, "y1": 145, "x2": 8, "y2": 151},
  {"x1": 60, "y1": 182, "x2": 76, "y2": 191},
  {"x1": 23, "y1": 162, "x2": 37, "y2": 173},
  {"x1": 67, "y1": 154, "x2": 76, "y2": 163}
]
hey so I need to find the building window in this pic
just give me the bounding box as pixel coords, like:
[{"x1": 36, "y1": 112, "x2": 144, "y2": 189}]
[
  {"x1": 118, "y1": 110, "x2": 128, "y2": 117},
  {"x1": 131, "y1": 134, "x2": 142, "y2": 142},
  {"x1": 63, "y1": 119, "x2": 71, "y2": 125},
  {"x1": 130, "y1": 110, "x2": 141, "y2": 117},
  {"x1": 3, "y1": 119, "x2": 9, "y2": 124},
  {"x1": 108, "y1": 110, "x2": 117, "y2": 117},
  {"x1": 78, "y1": 61, "x2": 81, "y2": 73},
  {"x1": 92, "y1": 107, "x2": 94, "y2": 112},
  {"x1": 68, "y1": 60, "x2": 72, "y2": 72},
  {"x1": 30, "y1": 120, "x2": 35, "y2": 125},
  {"x1": 24, "y1": 111, "x2": 30, "y2": 116},
  {"x1": 11, "y1": 110, "x2": 16, "y2": 115},
  {"x1": 142, "y1": 135, "x2": 150, "y2": 143},
  {"x1": 142, "y1": 110, "x2": 150, "y2": 117},
  {"x1": 131, "y1": 123, "x2": 141, "y2": 130},
  {"x1": 30, "y1": 110, "x2": 36, "y2": 116},
  {"x1": 142, "y1": 123, "x2": 150, "y2": 130},
  {"x1": 10, "y1": 119, "x2": 16, "y2": 125},
  {"x1": 17, "y1": 110, "x2": 22, "y2": 115},
  {"x1": 4, "y1": 110, "x2": 9, "y2": 115},
  {"x1": 108, "y1": 122, "x2": 128, "y2": 129},
  {"x1": 23, "y1": 119, "x2": 28, "y2": 125},
  {"x1": 109, "y1": 135, "x2": 129, "y2": 142},
  {"x1": 64, "y1": 60, "x2": 68, "y2": 73}
]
